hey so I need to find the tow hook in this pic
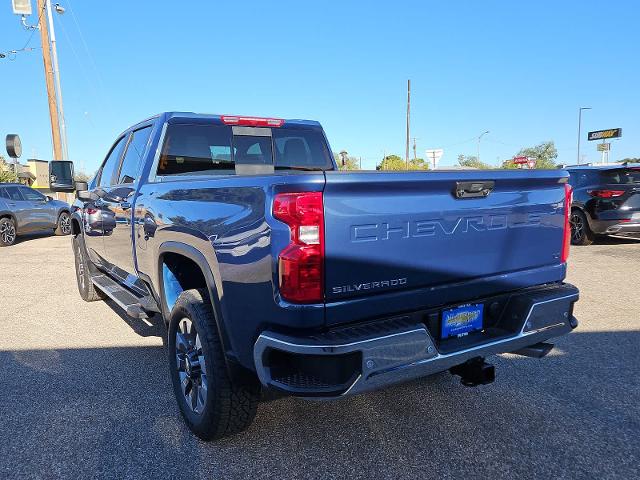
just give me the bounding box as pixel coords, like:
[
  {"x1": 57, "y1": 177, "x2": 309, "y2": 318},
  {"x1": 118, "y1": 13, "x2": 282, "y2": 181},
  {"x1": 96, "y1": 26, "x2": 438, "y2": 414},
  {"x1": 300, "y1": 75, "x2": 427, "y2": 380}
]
[{"x1": 450, "y1": 357, "x2": 495, "y2": 387}]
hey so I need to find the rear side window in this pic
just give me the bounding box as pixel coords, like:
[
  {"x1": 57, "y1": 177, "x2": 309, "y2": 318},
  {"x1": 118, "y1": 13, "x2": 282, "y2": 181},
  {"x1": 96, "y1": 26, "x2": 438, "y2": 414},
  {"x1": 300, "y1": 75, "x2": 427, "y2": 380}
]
[
  {"x1": 3, "y1": 186, "x2": 23, "y2": 201},
  {"x1": 117, "y1": 126, "x2": 152, "y2": 184},
  {"x1": 0, "y1": 188, "x2": 7, "y2": 199},
  {"x1": 600, "y1": 169, "x2": 640, "y2": 184},
  {"x1": 98, "y1": 136, "x2": 128, "y2": 187}
]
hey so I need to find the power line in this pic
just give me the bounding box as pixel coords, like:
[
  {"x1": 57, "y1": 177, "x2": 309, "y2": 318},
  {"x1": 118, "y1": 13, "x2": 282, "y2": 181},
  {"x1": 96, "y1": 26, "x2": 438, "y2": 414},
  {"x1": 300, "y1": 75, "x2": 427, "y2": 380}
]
[{"x1": 0, "y1": 1, "x2": 46, "y2": 60}]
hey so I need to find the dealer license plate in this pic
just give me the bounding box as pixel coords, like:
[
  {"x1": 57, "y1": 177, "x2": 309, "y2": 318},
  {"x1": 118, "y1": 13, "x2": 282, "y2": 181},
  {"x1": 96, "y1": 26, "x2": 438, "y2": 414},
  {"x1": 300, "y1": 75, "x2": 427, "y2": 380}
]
[{"x1": 441, "y1": 303, "x2": 483, "y2": 339}]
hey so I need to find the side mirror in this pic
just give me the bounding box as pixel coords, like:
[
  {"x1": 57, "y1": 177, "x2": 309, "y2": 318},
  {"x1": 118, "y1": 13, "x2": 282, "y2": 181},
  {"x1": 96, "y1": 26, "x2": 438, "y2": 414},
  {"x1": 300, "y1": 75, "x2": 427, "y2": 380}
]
[
  {"x1": 77, "y1": 189, "x2": 98, "y2": 202},
  {"x1": 49, "y1": 160, "x2": 75, "y2": 192},
  {"x1": 46, "y1": 195, "x2": 53, "y2": 202}
]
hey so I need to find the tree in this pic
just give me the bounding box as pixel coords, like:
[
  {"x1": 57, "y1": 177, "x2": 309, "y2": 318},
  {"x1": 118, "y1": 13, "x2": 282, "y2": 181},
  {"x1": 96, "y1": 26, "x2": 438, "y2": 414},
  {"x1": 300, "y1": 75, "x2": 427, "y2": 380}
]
[
  {"x1": 0, "y1": 155, "x2": 18, "y2": 183},
  {"x1": 408, "y1": 157, "x2": 430, "y2": 170},
  {"x1": 620, "y1": 157, "x2": 640, "y2": 163},
  {"x1": 503, "y1": 141, "x2": 558, "y2": 169},
  {"x1": 376, "y1": 155, "x2": 430, "y2": 171},
  {"x1": 376, "y1": 154, "x2": 405, "y2": 171},
  {"x1": 457, "y1": 154, "x2": 492, "y2": 169},
  {"x1": 333, "y1": 152, "x2": 360, "y2": 171},
  {"x1": 74, "y1": 170, "x2": 93, "y2": 182}
]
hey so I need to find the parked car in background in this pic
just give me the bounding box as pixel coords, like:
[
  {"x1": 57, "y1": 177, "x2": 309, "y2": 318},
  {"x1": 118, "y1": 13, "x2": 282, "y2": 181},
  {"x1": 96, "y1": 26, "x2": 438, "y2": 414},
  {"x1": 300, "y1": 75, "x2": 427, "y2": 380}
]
[
  {"x1": 566, "y1": 164, "x2": 640, "y2": 245},
  {"x1": 0, "y1": 183, "x2": 71, "y2": 246}
]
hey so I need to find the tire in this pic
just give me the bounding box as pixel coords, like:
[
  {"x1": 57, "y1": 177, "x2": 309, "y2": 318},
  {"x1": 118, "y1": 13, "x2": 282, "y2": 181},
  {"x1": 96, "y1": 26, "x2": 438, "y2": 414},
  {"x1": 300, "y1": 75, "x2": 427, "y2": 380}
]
[
  {"x1": 570, "y1": 209, "x2": 594, "y2": 246},
  {"x1": 72, "y1": 234, "x2": 104, "y2": 302},
  {"x1": 0, "y1": 217, "x2": 17, "y2": 247},
  {"x1": 168, "y1": 288, "x2": 260, "y2": 440},
  {"x1": 55, "y1": 211, "x2": 72, "y2": 236}
]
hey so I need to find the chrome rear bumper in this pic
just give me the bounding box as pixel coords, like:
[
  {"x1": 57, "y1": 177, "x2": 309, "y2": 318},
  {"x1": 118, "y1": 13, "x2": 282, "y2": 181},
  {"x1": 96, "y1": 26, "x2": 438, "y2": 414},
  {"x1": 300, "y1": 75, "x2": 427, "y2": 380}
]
[{"x1": 254, "y1": 284, "x2": 579, "y2": 398}]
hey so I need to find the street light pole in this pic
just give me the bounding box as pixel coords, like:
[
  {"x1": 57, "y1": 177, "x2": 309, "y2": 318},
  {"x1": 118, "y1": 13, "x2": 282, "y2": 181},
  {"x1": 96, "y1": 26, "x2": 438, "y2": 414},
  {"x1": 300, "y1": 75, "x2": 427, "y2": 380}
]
[
  {"x1": 477, "y1": 130, "x2": 489, "y2": 163},
  {"x1": 577, "y1": 107, "x2": 591, "y2": 165}
]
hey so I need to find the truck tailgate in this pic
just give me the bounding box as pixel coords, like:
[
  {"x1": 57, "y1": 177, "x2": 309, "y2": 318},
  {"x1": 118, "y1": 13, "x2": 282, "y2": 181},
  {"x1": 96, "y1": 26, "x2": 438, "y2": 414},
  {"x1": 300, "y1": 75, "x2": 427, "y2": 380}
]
[{"x1": 323, "y1": 170, "x2": 568, "y2": 307}]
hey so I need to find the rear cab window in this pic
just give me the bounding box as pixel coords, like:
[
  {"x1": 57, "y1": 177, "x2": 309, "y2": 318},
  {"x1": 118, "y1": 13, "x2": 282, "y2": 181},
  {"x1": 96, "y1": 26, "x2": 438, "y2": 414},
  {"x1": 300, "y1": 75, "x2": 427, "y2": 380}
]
[{"x1": 156, "y1": 122, "x2": 333, "y2": 177}]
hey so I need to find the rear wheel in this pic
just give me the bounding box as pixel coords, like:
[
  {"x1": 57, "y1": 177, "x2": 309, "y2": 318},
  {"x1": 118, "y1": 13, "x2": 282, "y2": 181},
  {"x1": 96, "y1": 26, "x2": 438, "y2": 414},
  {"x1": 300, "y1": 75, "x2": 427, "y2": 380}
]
[
  {"x1": 570, "y1": 209, "x2": 594, "y2": 246},
  {"x1": 55, "y1": 212, "x2": 72, "y2": 236},
  {"x1": 168, "y1": 289, "x2": 260, "y2": 440},
  {"x1": 72, "y1": 234, "x2": 104, "y2": 301},
  {"x1": 0, "y1": 217, "x2": 17, "y2": 247}
]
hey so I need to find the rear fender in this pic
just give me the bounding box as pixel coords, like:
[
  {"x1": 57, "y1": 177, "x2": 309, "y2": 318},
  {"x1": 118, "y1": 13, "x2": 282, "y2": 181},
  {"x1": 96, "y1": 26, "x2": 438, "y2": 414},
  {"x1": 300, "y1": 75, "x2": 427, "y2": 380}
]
[{"x1": 157, "y1": 241, "x2": 236, "y2": 362}]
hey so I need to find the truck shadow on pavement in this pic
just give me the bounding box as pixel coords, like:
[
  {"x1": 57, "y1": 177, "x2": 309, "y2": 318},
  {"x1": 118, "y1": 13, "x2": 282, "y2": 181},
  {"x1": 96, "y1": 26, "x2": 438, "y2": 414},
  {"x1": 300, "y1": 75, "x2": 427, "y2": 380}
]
[{"x1": 0, "y1": 330, "x2": 638, "y2": 479}]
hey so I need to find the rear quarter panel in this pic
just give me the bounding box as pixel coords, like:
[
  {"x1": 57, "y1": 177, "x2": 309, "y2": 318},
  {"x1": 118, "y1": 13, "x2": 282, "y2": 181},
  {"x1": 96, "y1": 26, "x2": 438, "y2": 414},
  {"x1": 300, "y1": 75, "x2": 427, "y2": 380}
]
[{"x1": 134, "y1": 173, "x2": 326, "y2": 368}]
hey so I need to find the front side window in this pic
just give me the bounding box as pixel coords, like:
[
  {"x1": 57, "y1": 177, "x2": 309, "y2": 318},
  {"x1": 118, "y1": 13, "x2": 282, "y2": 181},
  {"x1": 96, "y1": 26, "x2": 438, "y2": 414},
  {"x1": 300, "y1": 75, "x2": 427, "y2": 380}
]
[
  {"x1": 98, "y1": 136, "x2": 128, "y2": 187},
  {"x1": 19, "y1": 187, "x2": 45, "y2": 201},
  {"x1": 117, "y1": 126, "x2": 152, "y2": 184}
]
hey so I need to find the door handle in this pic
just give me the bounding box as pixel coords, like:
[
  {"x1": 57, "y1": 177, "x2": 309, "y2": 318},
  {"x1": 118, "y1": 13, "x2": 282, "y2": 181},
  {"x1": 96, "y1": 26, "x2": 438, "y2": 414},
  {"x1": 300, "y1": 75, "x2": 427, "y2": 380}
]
[{"x1": 120, "y1": 201, "x2": 132, "y2": 211}]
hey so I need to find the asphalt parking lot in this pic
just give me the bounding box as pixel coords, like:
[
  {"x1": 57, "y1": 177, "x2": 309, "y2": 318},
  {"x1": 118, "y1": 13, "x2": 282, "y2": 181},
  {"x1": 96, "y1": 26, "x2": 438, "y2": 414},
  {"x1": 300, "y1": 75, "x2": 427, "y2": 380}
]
[{"x1": 1, "y1": 234, "x2": 639, "y2": 479}]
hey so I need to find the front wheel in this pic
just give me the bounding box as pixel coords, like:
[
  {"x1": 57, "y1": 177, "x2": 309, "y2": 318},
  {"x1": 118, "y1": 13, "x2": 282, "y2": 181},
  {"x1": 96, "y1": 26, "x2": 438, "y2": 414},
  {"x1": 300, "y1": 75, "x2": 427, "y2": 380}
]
[
  {"x1": 570, "y1": 210, "x2": 594, "y2": 246},
  {"x1": 55, "y1": 211, "x2": 72, "y2": 236},
  {"x1": 168, "y1": 289, "x2": 260, "y2": 440},
  {"x1": 0, "y1": 217, "x2": 17, "y2": 247},
  {"x1": 72, "y1": 235, "x2": 104, "y2": 302}
]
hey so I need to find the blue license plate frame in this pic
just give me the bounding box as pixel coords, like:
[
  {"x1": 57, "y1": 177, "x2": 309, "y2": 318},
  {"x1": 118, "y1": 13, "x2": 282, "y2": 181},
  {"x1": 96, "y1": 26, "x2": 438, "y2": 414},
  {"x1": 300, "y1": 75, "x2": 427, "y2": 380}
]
[{"x1": 441, "y1": 303, "x2": 484, "y2": 339}]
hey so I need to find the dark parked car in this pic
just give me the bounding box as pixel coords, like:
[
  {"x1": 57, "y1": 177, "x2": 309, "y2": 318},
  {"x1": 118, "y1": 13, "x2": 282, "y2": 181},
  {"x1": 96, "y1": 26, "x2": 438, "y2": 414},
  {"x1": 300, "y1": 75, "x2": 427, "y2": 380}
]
[
  {"x1": 0, "y1": 183, "x2": 71, "y2": 246},
  {"x1": 567, "y1": 164, "x2": 640, "y2": 245}
]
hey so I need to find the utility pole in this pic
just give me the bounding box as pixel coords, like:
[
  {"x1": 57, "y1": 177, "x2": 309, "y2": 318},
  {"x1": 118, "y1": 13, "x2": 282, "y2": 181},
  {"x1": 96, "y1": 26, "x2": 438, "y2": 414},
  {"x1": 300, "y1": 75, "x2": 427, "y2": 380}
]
[
  {"x1": 36, "y1": 0, "x2": 62, "y2": 161},
  {"x1": 412, "y1": 137, "x2": 418, "y2": 162},
  {"x1": 577, "y1": 107, "x2": 591, "y2": 165},
  {"x1": 405, "y1": 79, "x2": 410, "y2": 170},
  {"x1": 46, "y1": 0, "x2": 68, "y2": 161}
]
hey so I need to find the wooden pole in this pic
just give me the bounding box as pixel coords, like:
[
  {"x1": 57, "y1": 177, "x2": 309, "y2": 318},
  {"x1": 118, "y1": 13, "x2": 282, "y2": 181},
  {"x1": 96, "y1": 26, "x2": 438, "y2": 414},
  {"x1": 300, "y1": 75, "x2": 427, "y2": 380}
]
[{"x1": 37, "y1": 0, "x2": 62, "y2": 161}]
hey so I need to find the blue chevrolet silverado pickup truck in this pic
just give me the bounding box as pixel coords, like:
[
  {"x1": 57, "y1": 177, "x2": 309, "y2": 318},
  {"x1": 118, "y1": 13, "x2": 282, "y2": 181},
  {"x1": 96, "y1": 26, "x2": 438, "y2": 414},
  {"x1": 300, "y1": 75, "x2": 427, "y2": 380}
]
[{"x1": 55, "y1": 112, "x2": 579, "y2": 440}]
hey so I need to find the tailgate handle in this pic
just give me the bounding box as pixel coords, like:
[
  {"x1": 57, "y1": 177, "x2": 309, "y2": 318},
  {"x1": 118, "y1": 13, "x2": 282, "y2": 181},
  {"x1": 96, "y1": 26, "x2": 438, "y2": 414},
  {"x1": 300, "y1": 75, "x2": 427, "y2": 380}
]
[{"x1": 454, "y1": 181, "x2": 495, "y2": 199}]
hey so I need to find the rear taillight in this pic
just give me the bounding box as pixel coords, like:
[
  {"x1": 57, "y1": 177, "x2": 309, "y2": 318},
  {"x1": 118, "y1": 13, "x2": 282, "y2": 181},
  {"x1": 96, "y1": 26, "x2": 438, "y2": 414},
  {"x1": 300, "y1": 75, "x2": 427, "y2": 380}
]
[
  {"x1": 588, "y1": 190, "x2": 625, "y2": 198},
  {"x1": 273, "y1": 192, "x2": 324, "y2": 303},
  {"x1": 221, "y1": 115, "x2": 284, "y2": 127},
  {"x1": 562, "y1": 184, "x2": 572, "y2": 263},
  {"x1": 86, "y1": 207, "x2": 97, "y2": 215}
]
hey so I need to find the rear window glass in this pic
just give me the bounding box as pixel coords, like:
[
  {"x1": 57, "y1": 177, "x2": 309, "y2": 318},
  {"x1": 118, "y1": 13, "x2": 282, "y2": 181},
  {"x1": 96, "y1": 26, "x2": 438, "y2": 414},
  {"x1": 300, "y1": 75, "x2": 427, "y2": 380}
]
[
  {"x1": 273, "y1": 128, "x2": 333, "y2": 170},
  {"x1": 600, "y1": 169, "x2": 640, "y2": 184},
  {"x1": 157, "y1": 124, "x2": 333, "y2": 176}
]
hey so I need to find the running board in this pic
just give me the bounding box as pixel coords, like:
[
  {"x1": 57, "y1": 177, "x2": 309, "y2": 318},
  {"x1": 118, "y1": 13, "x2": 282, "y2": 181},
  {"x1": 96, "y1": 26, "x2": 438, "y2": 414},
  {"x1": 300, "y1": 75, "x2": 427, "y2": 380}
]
[{"x1": 92, "y1": 274, "x2": 150, "y2": 320}]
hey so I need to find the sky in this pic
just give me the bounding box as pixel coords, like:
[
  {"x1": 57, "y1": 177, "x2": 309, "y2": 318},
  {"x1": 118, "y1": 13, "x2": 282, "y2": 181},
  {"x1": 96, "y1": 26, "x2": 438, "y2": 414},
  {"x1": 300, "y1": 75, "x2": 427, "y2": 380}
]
[{"x1": 0, "y1": 0, "x2": 639, "y2": 173}]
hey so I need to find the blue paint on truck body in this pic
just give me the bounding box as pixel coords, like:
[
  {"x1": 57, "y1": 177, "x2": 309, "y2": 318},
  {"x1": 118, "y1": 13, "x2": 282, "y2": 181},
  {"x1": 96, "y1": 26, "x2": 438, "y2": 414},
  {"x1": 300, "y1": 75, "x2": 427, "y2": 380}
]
[{"x1": 76, "y1": 112, "x2": 578, "y2": 384}]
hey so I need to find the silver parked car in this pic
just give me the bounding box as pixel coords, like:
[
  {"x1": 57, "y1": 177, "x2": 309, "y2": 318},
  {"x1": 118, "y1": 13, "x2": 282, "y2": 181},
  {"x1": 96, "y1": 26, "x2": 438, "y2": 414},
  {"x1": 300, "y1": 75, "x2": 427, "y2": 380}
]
[{"x1": 0, "y1": 183, "x2": 71, "y2": 246}]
